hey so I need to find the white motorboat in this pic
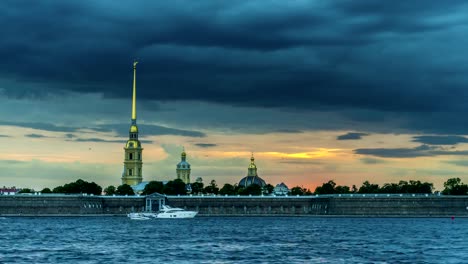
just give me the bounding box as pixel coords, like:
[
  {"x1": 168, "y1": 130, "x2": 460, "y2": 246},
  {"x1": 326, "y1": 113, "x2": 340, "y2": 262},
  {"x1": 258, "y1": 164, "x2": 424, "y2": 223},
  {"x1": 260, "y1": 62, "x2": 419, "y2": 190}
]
[
  {"x1": 155, "y1": 205, "x2": 198, "y2": 219},
  {"x1": 127, "y1": 212, "x2": 150, "y2": 220}
]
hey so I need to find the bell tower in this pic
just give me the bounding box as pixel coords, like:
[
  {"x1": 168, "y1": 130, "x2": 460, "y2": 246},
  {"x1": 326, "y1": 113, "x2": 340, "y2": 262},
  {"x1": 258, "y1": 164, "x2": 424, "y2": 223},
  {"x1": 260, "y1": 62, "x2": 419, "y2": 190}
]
[
  {"x1": 176, "y1": 147, "x2": 191, "y2": 184},
  {"x1": 122, "y1": 61, "x2": 143, "y2": 186}
]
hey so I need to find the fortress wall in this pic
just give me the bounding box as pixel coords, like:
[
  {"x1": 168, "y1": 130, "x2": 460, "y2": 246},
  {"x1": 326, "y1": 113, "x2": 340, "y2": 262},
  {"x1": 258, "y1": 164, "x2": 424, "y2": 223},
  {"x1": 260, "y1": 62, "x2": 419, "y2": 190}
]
[
  {"x1": 167, "y1": 197, "x2": 329, "y2": 215},
  {"x1": 101, "y1": 196, "x2": 145, "y2": 214},
  {"x1": 2, "y1": 195, "x2": 468, "y2": 216},
  {"x1": 0, "y1": 195, "x2": 145, "y2": 216},
  {"x1": 0, "y1": 195, "x2": 103, "y2": 215},
  {"x1": 328, "y1": 196, "x2": 468, "y2": 216}
]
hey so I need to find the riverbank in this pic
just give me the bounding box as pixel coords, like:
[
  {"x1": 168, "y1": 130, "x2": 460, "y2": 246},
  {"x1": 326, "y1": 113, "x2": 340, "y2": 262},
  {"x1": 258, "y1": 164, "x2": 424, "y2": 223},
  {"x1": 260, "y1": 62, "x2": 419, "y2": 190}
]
[{"x1": 1, "y1": 194, "x2": 467, "y2": 217}]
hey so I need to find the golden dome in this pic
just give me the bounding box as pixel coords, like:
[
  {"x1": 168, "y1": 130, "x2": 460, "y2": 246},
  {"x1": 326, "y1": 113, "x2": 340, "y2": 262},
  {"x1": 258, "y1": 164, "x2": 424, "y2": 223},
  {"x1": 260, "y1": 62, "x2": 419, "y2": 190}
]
[{"x1": 130, "y1": 125, "x2": 138, "y2": 133}]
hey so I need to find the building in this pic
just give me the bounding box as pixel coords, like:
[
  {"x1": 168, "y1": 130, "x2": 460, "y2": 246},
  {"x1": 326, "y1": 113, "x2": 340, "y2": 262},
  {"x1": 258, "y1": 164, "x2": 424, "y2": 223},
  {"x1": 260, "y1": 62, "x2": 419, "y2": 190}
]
[
  {"x1": 121, "y1": 61, "x2": 143, "y2": 186},
  {"x1": 273, "y1": 182, "x2": 289, "y2": 196},
  {"x1": 0, "y1": 187, "x2": 18, "y2": 195},
  {"x1": 238, "y1": 154, "x2": 266, "y2": 188},
  {"x1": 176, "y1": 148, "x2": 191, "y2": 184}
]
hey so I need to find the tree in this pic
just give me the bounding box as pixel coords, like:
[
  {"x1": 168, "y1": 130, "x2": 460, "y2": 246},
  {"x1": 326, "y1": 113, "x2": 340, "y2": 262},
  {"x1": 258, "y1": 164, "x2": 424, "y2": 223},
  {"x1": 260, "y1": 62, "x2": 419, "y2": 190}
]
[
  {"x1": 53, "y1": 186, "x2": 65, "y2": 193},
  {"x1": 334, "y1": 185, "x2": 351, "y2": 194},
  {"x1": 116, "y1": 184, "x2": 135, "y2": 195},
  {"x1": 239, "y1": 184, "x2": 262, "y2": 195},
  {"x1": 443, "y1": 178, "x2": 468, "y2": 195},
  {"x1": 291, "y1": 186, "x2": 311, "y2": 196},
  {"x1": 219, "y1": 183, "x2": 236, "y2": 195},
  {"x1": 264, "y1": 184, "x2": 274, "y2": 194},
  {"x1": 18, "y1": 188, "x2": 33, "y2": 194},
  {"x1": 41, "y1": 188, "x2": 52, "y2": 194},
  {"x1": 163, "y1": 179, "x2": 187, "y2": 195},
  {"x1": 358, "y1": 181, "x2": 380, "y2": 193},
  {"x1": 191, "y1": 182, "x2": 204, "y2": 194},
  {"x1": 203, "y1": 180, "x2": 219, "y2": 195},
  {"x1": 142, "y1": 181, "x2": 164, "y2": 195},
  {"x1": 52, "y1": 179, "x2": 102, "y2": 195},
  {"x1": 104, "y1": 185, "x2": 116, "y2": 196},
  {"x1": 314, "y1": 180, "x2": 337, "y2": 194}
]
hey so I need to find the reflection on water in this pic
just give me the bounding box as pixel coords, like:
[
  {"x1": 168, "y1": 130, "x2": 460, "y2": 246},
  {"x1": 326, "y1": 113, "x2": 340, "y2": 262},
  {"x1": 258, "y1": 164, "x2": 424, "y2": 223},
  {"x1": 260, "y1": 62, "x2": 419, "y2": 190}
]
[{"x1": 0, "y1": 217, "x2": 465, "y2": 263}]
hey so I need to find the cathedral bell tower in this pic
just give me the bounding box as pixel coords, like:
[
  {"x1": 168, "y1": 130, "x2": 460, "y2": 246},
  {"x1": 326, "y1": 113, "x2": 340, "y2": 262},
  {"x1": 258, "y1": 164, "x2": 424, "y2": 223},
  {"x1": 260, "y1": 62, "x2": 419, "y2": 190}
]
[
  {"x1": 121, "y1": 61, "x2": 143, "y2": 186},
  {"x1": 176, "y1": 147, "x2": 191, "y2": 184}
]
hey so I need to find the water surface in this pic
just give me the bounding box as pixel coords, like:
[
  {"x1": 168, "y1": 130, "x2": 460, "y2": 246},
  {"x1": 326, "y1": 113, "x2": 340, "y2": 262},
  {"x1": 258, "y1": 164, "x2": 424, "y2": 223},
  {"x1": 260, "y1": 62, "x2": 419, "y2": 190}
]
[{"x1": 0, "y1": 217, "x2": 465, "y2": 263}]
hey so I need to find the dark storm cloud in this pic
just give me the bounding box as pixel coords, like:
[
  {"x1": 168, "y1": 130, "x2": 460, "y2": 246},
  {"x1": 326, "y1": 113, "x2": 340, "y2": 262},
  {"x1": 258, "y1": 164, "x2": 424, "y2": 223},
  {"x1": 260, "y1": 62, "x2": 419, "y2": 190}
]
[
  {"x1": 103, "y1": 124, "x2": 205, "y2": 138},
  {"x1": 0, "y1": 134, "x2": 9, "y2": 137},
  {"x1": 412, "y1": 135, "x2": 468, "y2": 145},
  {"x1": 0, "y1": 121, "x2": 99, "y2": 133},
  {"x1": 0, "y1": 121, "x2": 204, "y2": 138},
  {"x1": 355, "y1": 145, "x2": 468, "y2": 158},
  {"x1": 25, "y1": 133, "x2": 48, "y2": 138},
  {"x1": 72, "y1": 138, "x2": 152, "y2": 144},
  {"x1": 194, "y1": 143, "x2": 217, "y2": 148},
  {"x1": 2, "y1": 1, "x2": 468, "y2": 134},
  {"x1": 337, "y1": 132, "x2": 369, "y2": 140}
]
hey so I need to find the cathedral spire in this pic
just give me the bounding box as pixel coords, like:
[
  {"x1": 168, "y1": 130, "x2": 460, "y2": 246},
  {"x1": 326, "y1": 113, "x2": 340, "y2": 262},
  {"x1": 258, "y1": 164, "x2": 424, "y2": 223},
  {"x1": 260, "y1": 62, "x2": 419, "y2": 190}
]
[
  {"x1": 132, "y1": 61, "x2": 138, "y2": 124},
  {"x1": 122, "y1": 61, "x2": 143, "y2": 186}
]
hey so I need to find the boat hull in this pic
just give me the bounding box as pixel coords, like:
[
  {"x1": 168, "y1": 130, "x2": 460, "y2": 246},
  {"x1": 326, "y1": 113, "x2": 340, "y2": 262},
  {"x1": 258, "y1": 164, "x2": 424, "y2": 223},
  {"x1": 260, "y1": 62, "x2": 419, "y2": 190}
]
[{"x1": 155, "y1": 211, "x2": 198, "y2": 219}]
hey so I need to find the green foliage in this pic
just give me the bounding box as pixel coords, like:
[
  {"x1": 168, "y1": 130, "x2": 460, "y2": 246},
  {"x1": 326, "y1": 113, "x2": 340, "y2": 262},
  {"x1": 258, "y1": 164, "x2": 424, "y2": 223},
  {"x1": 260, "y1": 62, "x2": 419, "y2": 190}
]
[
  {"x1": 291, "y1": 186, "x2": 312, "y2": 196},
  {"x1": 264, "y1": 184, "x2": 274, "y2": 194},
  {"x1": 334, "y1": 185, "x2": 351, "y2": 194},
  {"x1": 219, "y1": 183, "x2": 236, "y2": 195},
  {"x1": 443, "y1": 178, "x2": 468, "y2": 195},
  {"x1": 116, "y1": 184, "x2": 135, "y2": 195},
  {"x1": 191, "y1": 182, "x2": 204, "y2": 194},
  {"x1": 52, "y1": 179, "x2": 102, "y2": 195},
  {"x1": 203, "y1": 180, "x2": 219, "y2": 194},
  {"x1": 358, "y1": 181, "x2": 380, "y2": 194},
  {"x1": 104, "y1": 185, "x2": 116, "y2": 196},
  {"x1": 314, "y1": 180, "x2": 337, "y2": 194},
  {"x1": 40, "y1": 188, "x2": 52, "y2": 194},
  {"x1": 163, "y1": 179, "x2": 187, "y2": 195},
  {"x1": 142, "y1": 181, "x2": 164, "y2": 195},
  {"x1": 238, "y1": 184, "x2": 262, "y2": 195},
  {"x1": 18, "y1": 188, "x2": 33, "y2": 194}
]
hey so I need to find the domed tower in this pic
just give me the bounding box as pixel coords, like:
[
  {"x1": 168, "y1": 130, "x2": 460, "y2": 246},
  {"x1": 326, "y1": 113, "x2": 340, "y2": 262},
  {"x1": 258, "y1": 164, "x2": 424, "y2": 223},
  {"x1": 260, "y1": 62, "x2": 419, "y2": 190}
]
[
  {"x1": 176, "y1": 147, "x2": 191, "y2": 184},
  {"x1": 121, "y1": 61, "x2": 143, "y2": 186},
  {"x1": 239, "y1": 153, "x2": 266, "y2": 188}
]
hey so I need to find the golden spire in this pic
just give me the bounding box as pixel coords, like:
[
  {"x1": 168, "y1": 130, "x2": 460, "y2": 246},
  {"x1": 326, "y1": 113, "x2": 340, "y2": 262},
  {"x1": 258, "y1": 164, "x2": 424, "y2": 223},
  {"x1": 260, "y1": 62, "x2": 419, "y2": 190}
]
[
  {"x1": 181, "y1": 146, "x2": 187, "y2": 160},
  {"x1": 132, "y1": 61, "x2": 138, "y2": 122},
  {"x1": 249, "y1": 152, "x2": 256, "y2": 168}
]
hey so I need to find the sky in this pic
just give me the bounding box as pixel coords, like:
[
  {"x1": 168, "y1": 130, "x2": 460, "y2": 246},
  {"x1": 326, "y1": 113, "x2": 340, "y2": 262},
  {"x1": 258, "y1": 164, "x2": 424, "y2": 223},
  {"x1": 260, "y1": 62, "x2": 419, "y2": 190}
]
[{"x1": 2, "y1": 1, "x2": 468, "y2": 191}]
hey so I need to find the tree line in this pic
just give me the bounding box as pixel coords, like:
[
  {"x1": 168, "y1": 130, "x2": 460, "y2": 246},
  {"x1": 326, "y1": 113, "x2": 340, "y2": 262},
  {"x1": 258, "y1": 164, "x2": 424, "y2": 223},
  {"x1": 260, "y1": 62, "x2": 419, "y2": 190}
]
[{"x1": 16, "y1": 177, "x2": 468, "y2": 196}]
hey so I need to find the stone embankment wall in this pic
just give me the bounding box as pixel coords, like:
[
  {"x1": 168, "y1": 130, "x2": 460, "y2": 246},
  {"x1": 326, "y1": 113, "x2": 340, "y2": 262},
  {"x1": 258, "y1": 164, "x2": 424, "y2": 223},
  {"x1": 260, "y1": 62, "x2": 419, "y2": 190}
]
[
  {"x1": 1, "y1": 194, "x2": 468, "y2": 216},
  {"x1": 0, "y1": 195, "x2": 145, "y2": 216},
  {"x1": 167, "y1": 195, "x2": 468, "y2": 217},
  {"x1": 167, "y1": 196, "x2": 329, "y2": 216},
  {"x1": 328, "y1": 196, "x2": 468, "y2": 217}
]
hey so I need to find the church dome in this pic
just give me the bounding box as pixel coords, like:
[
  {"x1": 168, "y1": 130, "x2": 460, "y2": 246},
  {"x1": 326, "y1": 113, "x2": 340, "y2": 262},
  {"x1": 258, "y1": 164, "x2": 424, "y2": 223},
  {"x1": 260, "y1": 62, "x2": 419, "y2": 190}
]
[
  {"x1": 239, "y1": 176, "x2": 266, "y2": 188},
  {"x1": 177, "y1": 160, "x2": 190, "y2": 169},
  {"x1": 239, "y1": 154, "x2": 266, "y2": 187},
  {"x1": 177, "y1": 148, "x2": 190, "y2": 169},
  {"x1": 130, "y1": 125, "x2": 138, "y2": 133}
]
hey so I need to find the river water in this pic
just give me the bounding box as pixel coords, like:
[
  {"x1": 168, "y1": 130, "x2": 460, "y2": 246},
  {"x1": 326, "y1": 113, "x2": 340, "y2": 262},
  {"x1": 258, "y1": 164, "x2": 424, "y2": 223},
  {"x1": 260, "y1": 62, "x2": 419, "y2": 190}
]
[{"x1": 0, "y1": 217, "x2": 465, "y2": 263}]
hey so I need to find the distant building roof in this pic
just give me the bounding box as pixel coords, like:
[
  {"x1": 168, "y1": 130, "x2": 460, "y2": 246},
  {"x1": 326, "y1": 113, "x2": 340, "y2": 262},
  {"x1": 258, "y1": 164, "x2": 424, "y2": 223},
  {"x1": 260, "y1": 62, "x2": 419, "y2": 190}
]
[
  {"x1": 132, "y1": 181, "x2": 149, "y2": 193},
  {"x1": 273, "y1": 182, "x2": 289, "y2": 195}
]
